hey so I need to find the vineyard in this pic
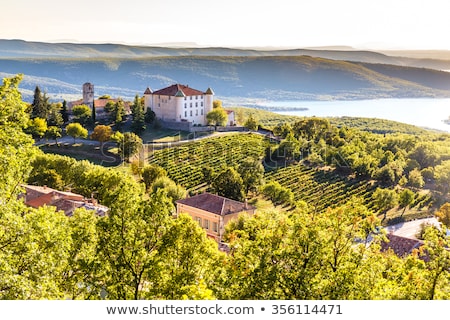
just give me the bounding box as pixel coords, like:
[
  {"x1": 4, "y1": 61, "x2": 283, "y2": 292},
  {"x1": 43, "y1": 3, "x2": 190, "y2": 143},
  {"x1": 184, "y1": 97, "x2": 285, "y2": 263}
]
[
  {"x1": 147, "y1": 132, "x2": 434, "y2": 221},
  {"x1": 265, "y1": 164, "x2": 378, "y2": 212},
  {"x1": 147, "y1": 133, "x2": 271, "y2": 189}
]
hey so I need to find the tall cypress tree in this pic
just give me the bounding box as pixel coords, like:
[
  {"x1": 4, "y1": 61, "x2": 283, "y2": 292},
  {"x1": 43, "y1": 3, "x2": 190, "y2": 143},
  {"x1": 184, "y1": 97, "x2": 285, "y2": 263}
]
[
  {"x1": 31, "y1": 86, "x2": 43, "y2": 119},
  {"x1": 92, "y1": 99, "x2": 96, "y2": 124},
  {"x1": 131, "y1": 94, "x2": 145, "y2": 134},
  {"x1": 61, "y1": 100, "x2": 69, "y2": 123}
]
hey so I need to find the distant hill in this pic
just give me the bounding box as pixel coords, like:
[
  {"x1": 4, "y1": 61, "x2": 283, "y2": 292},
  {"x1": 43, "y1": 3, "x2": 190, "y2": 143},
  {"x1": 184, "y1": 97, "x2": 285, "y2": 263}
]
[{"x1": 1, "y1": 40, "x2": 450, "y2": 102}]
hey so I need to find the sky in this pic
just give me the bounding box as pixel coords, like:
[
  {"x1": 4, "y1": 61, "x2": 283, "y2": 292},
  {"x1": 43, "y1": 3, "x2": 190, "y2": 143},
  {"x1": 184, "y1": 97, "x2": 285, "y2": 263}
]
[{"x1": 1, "y1": 0, "x2": 450, "y2": 50}]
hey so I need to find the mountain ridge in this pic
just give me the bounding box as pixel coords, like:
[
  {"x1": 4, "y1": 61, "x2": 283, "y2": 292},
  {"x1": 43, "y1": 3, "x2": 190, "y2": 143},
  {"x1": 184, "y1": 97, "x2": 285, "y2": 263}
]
[{"x1": 1, "y1": 40, "x2": 450, "y2": 102}]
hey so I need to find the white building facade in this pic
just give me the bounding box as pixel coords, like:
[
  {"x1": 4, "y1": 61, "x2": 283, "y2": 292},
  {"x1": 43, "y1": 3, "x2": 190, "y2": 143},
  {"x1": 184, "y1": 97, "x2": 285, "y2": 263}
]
[{"x1": 144, "y1": 84, "x2": 214, "y2": 126}]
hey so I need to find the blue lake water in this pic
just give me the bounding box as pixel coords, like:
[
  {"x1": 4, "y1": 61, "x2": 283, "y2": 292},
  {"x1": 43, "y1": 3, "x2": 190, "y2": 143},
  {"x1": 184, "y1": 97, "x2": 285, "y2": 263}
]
[{"x1": 264, "y1": 98, "x2": 450, "y2": 132}]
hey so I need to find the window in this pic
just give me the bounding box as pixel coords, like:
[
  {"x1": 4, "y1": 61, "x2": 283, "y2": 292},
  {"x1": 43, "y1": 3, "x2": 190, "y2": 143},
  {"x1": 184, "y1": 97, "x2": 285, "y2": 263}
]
[
  {"x1": 158, "y1": 103, "x2": 160, "y2": 108},
  {"x1": 190, "y1": 110, "x2": 193, "y2": 116},
  {"x1": 195, "y1": 102, "x2": 198, "y2": 107},
  {"x1": 196, "y1": 109, "x2": 198, "y2": 116},
  {"x1": 194, "y1": 217, "x2": 202, "y2": 226},
  {"x1": 190, "y1": 103, "x2": 192, "y2": 108},
  {"x1": 184, "y1": 103, "x2": 187, "y2": 108},
  {"x1": 190, "y1": 96, "x2": 192, "y2": 100},
  {"x1": 203, "y1": 219, "x2": 210, "y2": 230},
  {"x1": 185, "y1": 111, "x2": 187, "y2": 117},
  {"x1": 196, "y1": 95, "x2": 198, "y2": 100},
  {"x1": 212, "y1": 222, "x2": 218, "y2": 232},
  {"x1": 201, "y1": 102, "x2": 203, "y2": 107},
  {"x1": 201, "y1": 109, "x2": 203, "y2": 115},
  {"x1": 184, "y1": 97, "x2": 187, "y2": 100}
]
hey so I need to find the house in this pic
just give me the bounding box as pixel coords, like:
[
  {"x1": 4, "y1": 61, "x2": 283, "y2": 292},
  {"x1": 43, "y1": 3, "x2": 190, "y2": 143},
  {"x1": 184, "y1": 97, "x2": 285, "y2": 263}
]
[
  {"x1": 380, "y1": 233, "x2": 424, "y2": 258},
  {"x1": 225, "y1": 110, "x2": 236, "y2": 126},
  {"x1": 175, "y1": 193, "x2": 256, "y2": 243},
  {"x1": 144, "y1": 84, "x2": 214, "y2": 128},
  {"x1": 21, "y1": 185, "x2": 108, "y2": 217}
]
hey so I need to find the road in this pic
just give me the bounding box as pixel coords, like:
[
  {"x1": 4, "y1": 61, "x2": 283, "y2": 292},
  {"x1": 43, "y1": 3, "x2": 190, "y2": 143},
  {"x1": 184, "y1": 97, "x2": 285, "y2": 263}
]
[{"x1": 385, "y1": 217, "x2": 440, "y2": 239}]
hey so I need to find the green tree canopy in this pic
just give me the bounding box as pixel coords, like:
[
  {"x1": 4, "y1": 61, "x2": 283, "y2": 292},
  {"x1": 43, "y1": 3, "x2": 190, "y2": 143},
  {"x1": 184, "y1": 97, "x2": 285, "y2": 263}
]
[
  {"x1": 206, "y1": 107, "x2": 227, "y2": 129},
  {"x1": 90, "y1": 124, "x2": 113, "y2": 147},
  {"x1": 72, "y1": 104, "x2": 92, "y2": 126},
  {"x1": 237, "y1": 157, "x2": 265, "y2": 194},
  {"x1": 212, "y1": 167, "x2": 245, "y2": 201},
  {"x1": 66, "y1": 122, "x2": 88, "y2": 143},
  {"x1": 131, "y1": 94, "x2": 146, "y2": 134},
  {"x1": 114, "y1": 132, "x2": 142, "y2": 162},
  {"x1": 244, "y1": 114, "x2": 259, "y2": 131}
]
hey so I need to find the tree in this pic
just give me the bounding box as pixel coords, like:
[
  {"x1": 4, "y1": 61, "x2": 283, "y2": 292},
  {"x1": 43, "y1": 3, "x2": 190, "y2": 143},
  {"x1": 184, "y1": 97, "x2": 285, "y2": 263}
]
[
  {"x1": 237, "y1": 157, "x2": 265, "y2": 194},
  {"x1": 409, "y1": 142, "x2": 440, "y2": 169},
  {"x1": 26, "y1": 117, "x2": 48, "y2": 139},
  {"x1": 372, "y1": 187, "x2": 398, "y2": 220},
  {"x1": 91, "y1": 125, "x2": 113, "y2": 147},
  {"x1": 212, "y1": 167, "x2": 245, "y2": 201},
  {"x1": 213, "y1": 99, "x2": 223, "y2": 109},
  {"x1": 142, "y1": 164, "x2": 167, "y2": 190},
  {"x1": 115, "y1": 100, "x2": 126, "y2": 128},
  {"x1": 115, "y1": 132, "x2": 142, "y2": 162},
  {"x1": 0, "y1": 74, "x2": 36, "y2": 200},
  {"x1": 408, "y1": 168, "x2": 425, "y2": 189},
  {"x1": 244, "y1": 114, "x2": 258, "y2": 131},
  {"x1": 435, "y1": 203, "x2": 450, "y2": 228},
  {"x1": 434, "y1": 160, "x2": 450, "y2": 195},
  {"x1": 277, "y1": 132, "x2": 302, "y2": 161},
  {"x1": 131, "y1": 94, "x2": 146, "y2": 134},
  {"x1": 91, "y1": 99, "x2": 96, "y2": 124},
  {"x1": 31, "y1": 86, "x2": 50, "y2": 119},
  {"x1": 260, "y1": 181, "x2": 294, "y2": 206},
  {"x1": 104, "y1": 101, "x2": 117, "y2": 124},
  {"x1": 398, "y1": 188, "x2": 415, "y2": 216},
  {"x1": 47, "y1": 103, "x2": 64, "y2": 127},
  {"x1": 104, "y1": 100, "x2": 126, "y2": 128},
  {"x1": 60, "y1": 100, "x2": 69, "y2": 123},
  {"x1": 145, "y1": 108, "x2": 156, "y2": 124},
  {"x1": 151, "y1": 176, "x2": 187, "y2": 203},
  {"x1": 45, "y1": 126, "x2": 62, "y2": 143},
  {"x1": 206, "y1": 107, "x2": 227, "y2": 129},
  {"x1": 72, "y1": 104, "x2": 92, "y2": 126},
  {"x1": 66, "y1": 122, "x2": 88, "y2": 143}
]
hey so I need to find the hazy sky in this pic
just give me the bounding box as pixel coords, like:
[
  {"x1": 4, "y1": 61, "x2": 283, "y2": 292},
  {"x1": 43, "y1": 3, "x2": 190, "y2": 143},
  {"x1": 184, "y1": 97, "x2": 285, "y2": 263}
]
[{"x1": 1, "y1": 0, "x2": 449, "y2": 49}]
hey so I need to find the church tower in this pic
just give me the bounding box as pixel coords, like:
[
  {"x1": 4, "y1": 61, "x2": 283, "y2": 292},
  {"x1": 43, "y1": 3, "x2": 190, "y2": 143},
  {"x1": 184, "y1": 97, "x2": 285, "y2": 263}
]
[{"x1": 82, "y1": 82, "x2": 94, "y2": 108}]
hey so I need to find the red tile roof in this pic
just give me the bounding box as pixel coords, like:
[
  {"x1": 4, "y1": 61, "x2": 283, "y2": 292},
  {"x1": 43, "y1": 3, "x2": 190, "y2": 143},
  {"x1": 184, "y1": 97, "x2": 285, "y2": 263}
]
[
  {"x1": 69, "y1": 98, "x2": 130, "y2": 109},
  {"x1": 176, "y1": 193, "x2": 255, "y2": 216},
  {"x1": 381, "y1": 233, "x2": 423, "y2": 258},
  {"x1": 152, "y1": 84, "x2": 205, "y2": 97},
  {"x1": 22, "y1": 185, "x2": 107, "y2": 216}
]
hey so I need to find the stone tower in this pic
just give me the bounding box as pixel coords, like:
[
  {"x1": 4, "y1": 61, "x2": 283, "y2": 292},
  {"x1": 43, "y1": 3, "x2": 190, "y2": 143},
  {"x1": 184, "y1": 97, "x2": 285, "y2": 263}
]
[{"x1": 82, "y1": 82, "x2": 94, "y2": 107}]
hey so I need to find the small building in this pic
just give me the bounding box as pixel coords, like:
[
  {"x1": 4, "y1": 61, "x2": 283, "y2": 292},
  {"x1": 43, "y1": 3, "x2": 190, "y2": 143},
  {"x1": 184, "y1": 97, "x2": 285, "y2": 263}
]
[
  {"x1": 225, "y1": 110, "x2": 236, "y2": 126},
  {"x1": 380, "y1": 233, "x2": 424, "y2": 258},
  {"x1": 175, "y1": 193, "x2": 256, "y2": 243},
  {"x1": 21, "y1": 185, "x2": 108, "y2": 217},
  {"x1": 144, "y1": 84, "x2": 214, "y2": 128}
]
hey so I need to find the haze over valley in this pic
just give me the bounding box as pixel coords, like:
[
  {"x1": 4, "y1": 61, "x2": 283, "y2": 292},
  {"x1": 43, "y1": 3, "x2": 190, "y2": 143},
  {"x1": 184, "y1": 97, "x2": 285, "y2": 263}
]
[{"x1": 1, "y1": 40, "x2": 450, "y2": 103}]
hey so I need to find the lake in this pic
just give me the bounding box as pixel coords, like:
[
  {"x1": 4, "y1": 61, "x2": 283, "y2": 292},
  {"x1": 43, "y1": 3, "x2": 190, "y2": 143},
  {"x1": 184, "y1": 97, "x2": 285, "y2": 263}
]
[{"x1": 263, "y1": 98, "x2": 450, "y2": 132}]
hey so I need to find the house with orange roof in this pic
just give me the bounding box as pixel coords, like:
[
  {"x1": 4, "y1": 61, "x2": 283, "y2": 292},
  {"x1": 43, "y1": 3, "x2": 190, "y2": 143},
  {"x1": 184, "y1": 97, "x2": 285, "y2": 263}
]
[
  {"x1": 175, "y1": 192, "x2": 256, "y2": 243},
  {"x1": 21, "y1": 185, "x2": 108, "y2": 217}
]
